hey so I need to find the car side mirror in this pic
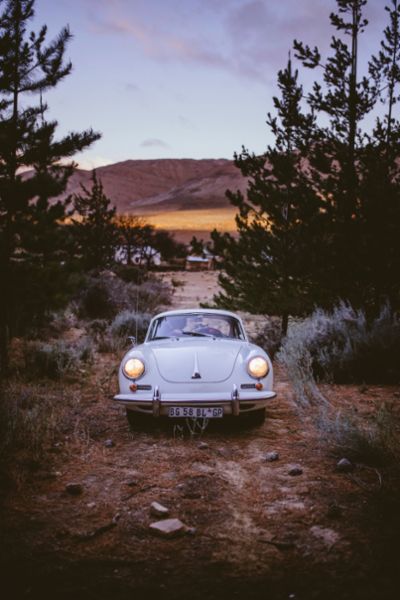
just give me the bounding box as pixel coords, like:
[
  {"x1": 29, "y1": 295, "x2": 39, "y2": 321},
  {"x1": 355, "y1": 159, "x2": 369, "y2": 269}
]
[{"x1": 128, "y1": 336, "x2": 136, "y2": 347}]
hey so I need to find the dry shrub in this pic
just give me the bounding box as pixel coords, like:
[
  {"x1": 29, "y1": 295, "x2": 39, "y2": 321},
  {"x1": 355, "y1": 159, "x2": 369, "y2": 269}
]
[
  {"x1": 110, "y1": 311, "x2": 152, "y2": 346},
  {"x1": 23, "y1": 338, "x2": 94, "y2": 379},
  {"x1": 279, "y1": 302, "x2": 400, "y2": 465},
  {"x1": 316, "y1": 405, "x2": 400, "y2": 466},
  {"x1": 0, "y1": 383, "x2": 67, "y2": 459},
  {"x1": 279, "y1": 302, "x2": 400, "y2": 394},
  {"x1": 75, "y1": 271, "x2": 172, "y2": 320},
  {"x1": 250, "y1": 317, "x2": 282, "y2": 358}
]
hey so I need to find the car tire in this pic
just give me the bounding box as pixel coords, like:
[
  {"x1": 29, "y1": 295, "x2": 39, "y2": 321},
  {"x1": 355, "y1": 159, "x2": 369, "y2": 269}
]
[
  {"x1": 126, "y1": 409, "x2": 149, "y2": 430},
  {"x1": 246, "y1": 408, "x2": 266, "y2": 426}
]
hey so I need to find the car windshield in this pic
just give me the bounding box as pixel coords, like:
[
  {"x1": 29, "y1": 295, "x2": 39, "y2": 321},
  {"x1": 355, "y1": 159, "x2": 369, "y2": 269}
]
[{"x1": 148, "y1": 313, "x2": 245, "y2": 341}]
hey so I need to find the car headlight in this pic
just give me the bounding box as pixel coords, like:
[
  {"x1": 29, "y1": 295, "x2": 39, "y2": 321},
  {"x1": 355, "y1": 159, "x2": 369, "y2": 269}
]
[
  {"x1": 247, "y1": 356, "x2": 269, "y2": 379},
  {"x1": 123, "y1": 358, "x2": 145, "y2": 379}
]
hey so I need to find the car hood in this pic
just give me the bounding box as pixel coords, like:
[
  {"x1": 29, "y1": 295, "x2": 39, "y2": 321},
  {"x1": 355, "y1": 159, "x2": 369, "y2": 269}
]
[{"x1": 148, "y1": 338, "x2": 243, "y2": 383}]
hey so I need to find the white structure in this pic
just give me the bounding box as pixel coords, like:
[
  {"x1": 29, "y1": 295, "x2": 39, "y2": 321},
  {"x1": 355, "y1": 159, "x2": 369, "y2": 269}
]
[{"x1": 115, "y1": 245, "x2": 161, "y2": 266}]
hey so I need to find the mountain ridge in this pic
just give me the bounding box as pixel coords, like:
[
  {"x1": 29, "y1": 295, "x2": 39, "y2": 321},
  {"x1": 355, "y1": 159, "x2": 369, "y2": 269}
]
[{"x1": 63, "y1": 158, "x2": 247, "y2": 214}]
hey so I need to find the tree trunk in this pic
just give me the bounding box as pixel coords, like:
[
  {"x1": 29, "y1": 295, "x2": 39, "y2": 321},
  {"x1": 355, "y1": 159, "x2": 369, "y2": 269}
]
[{"x1": 281, "y1": 312, "x2": 289, "y2": 337}]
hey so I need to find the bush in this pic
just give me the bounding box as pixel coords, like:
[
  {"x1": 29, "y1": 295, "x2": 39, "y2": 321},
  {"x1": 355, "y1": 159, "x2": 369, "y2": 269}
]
[
  {"x1": 279, "y1": 302, "x2": 400, "y2": 389},
  {"x1": 250, "y1": 317, "x2": 282, "y2": 358},
  {"x1": 278, "y1": 302, "x2": 400, "y2": 466},
  {"x1": 75, "y1": 272, "x2": 172, "y2": 320},
  {"x1": 110, "y1": 311, "x2": 152, "y2": 347},
  {"x1": 113, "y1": 264, "x2": 148, "y2": 284},
  {"x1": 316, "y1": 405, "x2": 400, "y2": 466},
  {"x1": 0, "y1": 383, "x2": 66, "y2": 459},
  {"x1": 78, "y1": 281, "x2": 118, "y2": 319},
  {"x1": 24, "y1": 338, "x2": 94, "y2": 379}
]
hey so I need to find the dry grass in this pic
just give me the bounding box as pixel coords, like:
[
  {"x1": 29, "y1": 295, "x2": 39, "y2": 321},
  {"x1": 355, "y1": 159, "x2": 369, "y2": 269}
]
[
  {"x1": 0, "y1": 381, "x2": 76, "y2": 461},
  {"x1": 138, "y1": 208, "x2": 236, "y2": 232}
]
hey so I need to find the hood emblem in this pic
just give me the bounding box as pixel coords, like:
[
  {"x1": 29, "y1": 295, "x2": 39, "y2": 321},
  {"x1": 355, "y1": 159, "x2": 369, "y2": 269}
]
[{"x1": 191, "y1": 352, "x2": 202, "y2": 379}]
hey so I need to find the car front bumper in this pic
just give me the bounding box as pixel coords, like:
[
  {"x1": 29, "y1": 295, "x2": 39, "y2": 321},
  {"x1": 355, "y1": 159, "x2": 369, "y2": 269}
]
[{"x1": 113, "y1": 387, "x2": 277, "y2": 416}]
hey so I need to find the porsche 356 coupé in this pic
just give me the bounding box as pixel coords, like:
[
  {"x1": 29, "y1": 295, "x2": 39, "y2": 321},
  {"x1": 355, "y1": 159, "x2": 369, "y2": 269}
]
[{"x1": 114, "y1": 309, "x2": 276, "y2": 426}]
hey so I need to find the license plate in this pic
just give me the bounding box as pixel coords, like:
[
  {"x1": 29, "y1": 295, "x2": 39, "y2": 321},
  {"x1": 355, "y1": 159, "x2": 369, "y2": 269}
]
[{"x1": 168, "y1": 407, "x2": 223, "y2": 418}]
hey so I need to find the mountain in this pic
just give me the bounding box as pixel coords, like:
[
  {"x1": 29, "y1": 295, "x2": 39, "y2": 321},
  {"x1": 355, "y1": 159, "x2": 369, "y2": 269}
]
[{"x1": 63, "y1": 158, "x2": 247, "y2": 214}]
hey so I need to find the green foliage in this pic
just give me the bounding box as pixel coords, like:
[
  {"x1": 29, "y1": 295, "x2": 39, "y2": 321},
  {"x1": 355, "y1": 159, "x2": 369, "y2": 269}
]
[
  {"x1": 212, "y1": 60, "x2": 322, "y2": 334},
  {"x1": 0, "y1": 0, "x2": 100, "y2": 374},
  {"x1": 189, "y1": 235, "x2": 205, "y2": 256},
  {"x1": 294, "y1": 0, "x2": 400, "y2": 307},
  {"x1": 72, "y1": 171, "x2": 117, "y2": 269},
  {"x1": 114, "y1": 215, "x2": 186, "y2": 266},
  {"x1": 152, "y1": 229, "x2": 187, "y2": 261},
  {"x1": 215, "y1": 1, "x2": 400, "y2": 326}
]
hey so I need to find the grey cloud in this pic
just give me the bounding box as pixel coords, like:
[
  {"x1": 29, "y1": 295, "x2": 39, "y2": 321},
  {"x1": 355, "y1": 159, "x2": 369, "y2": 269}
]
[
  {"x1": 140, "y1": 138, "x2": 170, "y2": 148},
  {"x1": 90, "y1": 0, "x2": 387, "y2": 85},
  {"x1": 125, "y1": 82, "x2": 141, "y2": 92}
]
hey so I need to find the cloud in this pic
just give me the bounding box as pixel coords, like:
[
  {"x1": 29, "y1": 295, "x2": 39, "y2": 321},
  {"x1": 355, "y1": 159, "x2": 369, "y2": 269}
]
[
  {"x1": 75, "y1": 156, "x2": 114, "y2": 170},
  {"x1": 125, "y1": 82, "x2": 141, "y2": 92},
  {"x1": 140, "y1": 138, "x2": 170, "y2": 148},
  {"x1": 89, "y1": 0, "x2": 386, "y2": 85},
  {"x1": 99, "y1": 16, "x2": 231, "y2": 72}
]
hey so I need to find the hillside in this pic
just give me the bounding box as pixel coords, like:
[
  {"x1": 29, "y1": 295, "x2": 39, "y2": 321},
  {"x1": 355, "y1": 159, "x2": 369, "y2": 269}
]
[{"x1": 64, "y1": 158, "x2": 247, "y2": 215}]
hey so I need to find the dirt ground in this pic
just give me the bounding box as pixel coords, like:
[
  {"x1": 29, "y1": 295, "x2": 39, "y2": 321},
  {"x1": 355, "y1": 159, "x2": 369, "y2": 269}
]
[{"x1": 1, "y1": 272, "x2": 400, "y2": 600}]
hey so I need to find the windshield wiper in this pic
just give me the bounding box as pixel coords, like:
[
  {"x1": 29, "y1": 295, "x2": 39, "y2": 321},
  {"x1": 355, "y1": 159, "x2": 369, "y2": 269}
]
[
  {"x1": 181, "y1": 330, "x2": 213, "y2": 338},
  {"x1": 152, "y1": 336, "x2": 170, "y2": 340}
]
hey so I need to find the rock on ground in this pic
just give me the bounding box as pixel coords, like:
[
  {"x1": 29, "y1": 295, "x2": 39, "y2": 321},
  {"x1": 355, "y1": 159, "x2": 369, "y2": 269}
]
[
  {"x1": 149, "y1": 518, "x2": 186, "y2": 538},
  {"x1": 150, "y1": 501, "x2": 170, "y2": 517}
]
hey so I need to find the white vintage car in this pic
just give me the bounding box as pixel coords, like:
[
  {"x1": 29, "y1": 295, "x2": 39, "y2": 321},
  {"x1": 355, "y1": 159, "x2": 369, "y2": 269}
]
[{"x1": 114, "y1": 309, "x2": 276, "y2": 426}]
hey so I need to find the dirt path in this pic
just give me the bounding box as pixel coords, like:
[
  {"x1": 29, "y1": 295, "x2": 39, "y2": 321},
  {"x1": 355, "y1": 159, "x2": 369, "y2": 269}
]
[{"x1": 1, "y1": 273, "x2": 398, "y2": 600}]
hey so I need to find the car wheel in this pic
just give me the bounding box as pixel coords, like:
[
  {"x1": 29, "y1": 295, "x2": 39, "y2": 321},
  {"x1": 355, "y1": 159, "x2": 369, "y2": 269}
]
[
  {"x1": 126, "y1": 409, "x2": 149, "y2": 430},
  {"x1": 246, "y1": 408, "x2": 266, "y2": 426}
]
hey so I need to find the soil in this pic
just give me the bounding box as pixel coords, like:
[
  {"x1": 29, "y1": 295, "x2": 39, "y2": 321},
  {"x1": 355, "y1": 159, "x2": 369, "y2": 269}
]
[{"x1": 1, "y1": 273, "x2": 400, "y2": 600}]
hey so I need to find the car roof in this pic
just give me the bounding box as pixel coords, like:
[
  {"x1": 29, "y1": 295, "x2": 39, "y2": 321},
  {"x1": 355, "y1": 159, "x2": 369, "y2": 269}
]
[{"x1": 152, "y1": 308, "x2": 242, "y2": 320}]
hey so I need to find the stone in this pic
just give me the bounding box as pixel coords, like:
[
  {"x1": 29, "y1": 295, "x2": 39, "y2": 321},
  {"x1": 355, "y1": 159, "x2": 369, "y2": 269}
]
[
  {"x1": 149, "y1": 518, "x2": 186, "y2": 538},
  {"x1": 86, "y1": 502, "x2": 96, "y2": 509},
  {"x1": 336, "y1": 458, "x2": 354, "y2": 473},
  {"x1": 150, "y1": 501, "x2": 170, "y2": 517},
  {"x1": 217, "y1": 447, "x2": 231, "y2": 458},
  {"x1": 288, "y1": 465, "x2": 303, "y2": 476},
  {"x1": 125, "y1": 479, "x2": 138, "y2": 487},
  {"x1": 65, "y1": 482, "x2": 83, "y2": 495},
  {"x1": 310, "y1": 525, "x2": 340, "y2": 548},
  {"x1": 198, "y1": 442, "x2": 209, "y2": 450},
  {"x1": 104, "y1": 439, "x2": 115, "y2": 448},
  {"x1": 265, "y1": 451, "x2": 279, "y2": 462}
]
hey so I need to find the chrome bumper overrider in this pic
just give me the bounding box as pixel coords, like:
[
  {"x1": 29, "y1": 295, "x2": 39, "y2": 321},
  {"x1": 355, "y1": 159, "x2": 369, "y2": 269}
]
[{"x1": 113, "y1": 384, "x2": 276, "y2": 416}]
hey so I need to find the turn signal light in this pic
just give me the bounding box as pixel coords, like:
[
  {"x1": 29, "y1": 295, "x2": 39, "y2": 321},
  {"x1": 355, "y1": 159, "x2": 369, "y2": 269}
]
[
  {"x1": 129, "y1": 383, "x2": 138, "y2": 392},
  {"x1": 255, "y1": 382, "x2": 263, "y2": 391}
]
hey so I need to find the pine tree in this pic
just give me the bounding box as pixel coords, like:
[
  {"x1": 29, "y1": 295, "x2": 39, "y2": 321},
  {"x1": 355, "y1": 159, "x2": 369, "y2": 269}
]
[
  {"x1": 293, "y1": 0, "x2": 388, "y2": 305},
  {"x1": 369, "y1": 0, "x2": 400, "y2": 159},
  {"x1": 358, "y1": 0, "x2": 400, "y2": 306},
  {"x1": 212, "y1": 59, "x2": 322, "y2": 335},
  {"x1": 0, "y1": 0, "x2": 100, "y2": 373},
  {"x1": 72, "y1": 171, "x2": 117, "y2": 269}
]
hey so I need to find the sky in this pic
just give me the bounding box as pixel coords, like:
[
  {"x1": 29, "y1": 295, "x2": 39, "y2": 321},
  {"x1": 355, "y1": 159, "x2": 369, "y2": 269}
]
[{"x1": 34, "y1": 0, "x2": 387, "y2": 169}]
